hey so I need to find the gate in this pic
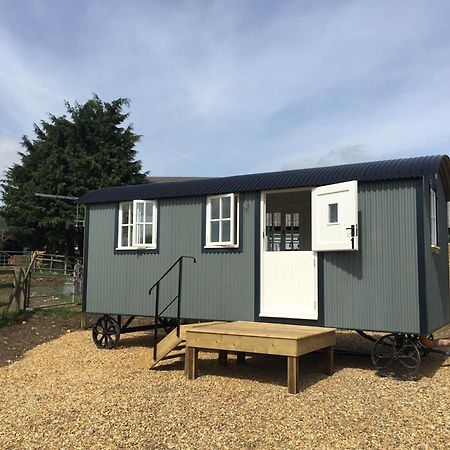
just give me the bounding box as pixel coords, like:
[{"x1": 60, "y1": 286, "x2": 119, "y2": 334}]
[{"x1": 27, "y1": 254, "x2": 83, "y2": 309}]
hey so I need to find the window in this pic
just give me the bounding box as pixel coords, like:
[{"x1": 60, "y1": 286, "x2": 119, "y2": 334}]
[
  {"x1": 328, "y1": 203, "x2": 338, "y2": 223},
  {"x1": 119, "y1": 202, "x2": 133, "y2": 248},
  {"x1": 430, "y1": 187, "x2": 438, "y2": 247},
  {"x1": 206, "y1": 193, "x2": 239, "y2": 247},
  {"x1": 117, "y1": 200, "x2": 158, "y2": 249}
]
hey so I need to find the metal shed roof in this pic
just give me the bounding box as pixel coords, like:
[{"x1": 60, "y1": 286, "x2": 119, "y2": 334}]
[{"x1": 79, "y1": 154, "x2": 450, "y2": 204}]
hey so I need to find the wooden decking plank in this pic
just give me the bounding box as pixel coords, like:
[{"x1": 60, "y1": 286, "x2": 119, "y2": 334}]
[
  {"x1": 187, "y1": 321, "x2": 335, "y2": 341},
  {"x1": 186, "y1": 331, "x2": 299, "y2": 356}
]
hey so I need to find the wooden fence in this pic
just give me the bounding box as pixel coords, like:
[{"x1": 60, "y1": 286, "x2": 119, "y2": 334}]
[{"x1": 0, "y1": 266, "x2": 31, "y2": 314}]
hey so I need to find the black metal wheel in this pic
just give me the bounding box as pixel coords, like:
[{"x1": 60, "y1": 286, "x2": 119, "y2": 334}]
[
  {"x1": 371, "y1": 333, "x2": 421, "y2": 379},
  {"x1": 92, "y1": 315, "x2": 120, "y2": 349}
]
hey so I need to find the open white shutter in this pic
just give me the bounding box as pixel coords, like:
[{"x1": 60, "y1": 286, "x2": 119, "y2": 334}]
[{"x1": 312, "y1": 180, "x2": 358, "y2": 251}]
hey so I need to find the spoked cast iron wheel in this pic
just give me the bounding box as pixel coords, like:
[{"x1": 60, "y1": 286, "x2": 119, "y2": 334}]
[
  {"x1": 371, "y1": 333, "x2": 420, "y2": 379},
  {"x1": 92, "y1": 315, "x2": 121, "y2": 349}
]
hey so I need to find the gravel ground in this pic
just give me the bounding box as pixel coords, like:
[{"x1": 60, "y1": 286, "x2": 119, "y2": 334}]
[{"x1": 0, "y1": 327, "x2": 449, "y2": 449}]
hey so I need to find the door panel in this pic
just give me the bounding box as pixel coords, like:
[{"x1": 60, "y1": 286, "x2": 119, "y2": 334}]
[
  {"x1": 312, "y1": 180, "x2": 358, "y2": 251},
  {"x1": 261, "y1": 251, "x2": 318, "y2": 320}
]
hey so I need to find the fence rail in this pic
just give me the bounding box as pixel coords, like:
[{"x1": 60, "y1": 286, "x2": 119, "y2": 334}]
[
  {"x1": 0, "y1": 251, "x2": 31, "y2": 267},
  {"x1": 0, "y1": 253, "x2": 83, "y2": 315}
]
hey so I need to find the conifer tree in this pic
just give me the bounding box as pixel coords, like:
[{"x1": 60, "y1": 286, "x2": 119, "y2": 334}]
[{"x1": 1, "y1": 95, "x2": 147, "y2": 254}]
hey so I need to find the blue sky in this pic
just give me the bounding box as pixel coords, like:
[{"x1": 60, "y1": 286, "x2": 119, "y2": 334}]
[{"x1": 1, "y1": 1, "x2": 450, "y2": 178}]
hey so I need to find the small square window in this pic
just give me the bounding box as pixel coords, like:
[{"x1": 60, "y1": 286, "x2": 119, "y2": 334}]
[{"x1": 328, "y1": 203, "x2": 338, "y2": 223}]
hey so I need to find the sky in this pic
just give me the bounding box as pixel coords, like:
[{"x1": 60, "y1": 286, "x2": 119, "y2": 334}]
[{"x1": 1, "y1": 0, "x2": 450, "y2": 178}]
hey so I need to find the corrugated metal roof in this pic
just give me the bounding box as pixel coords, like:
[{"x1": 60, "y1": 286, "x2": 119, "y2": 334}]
[
  {"x1": 147, "y1": 176, "x2": 208, "y2": 183},
  {"x1": 79, "y1": 155, "x2": 450, "y2": 204}
]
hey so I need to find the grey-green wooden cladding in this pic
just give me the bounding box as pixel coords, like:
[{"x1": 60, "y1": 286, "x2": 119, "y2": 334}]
[
  {"x1": 422, "y1": 175, "x2": 450, "y2": 333},
  {"x1": 322, "y1": 180, "x2": 421, "y2": 333},
  {"x1": 86, "y1": 177, "x2": 448, "y2": 334},
  {"x1": 85, "y1": 195, "x2": 256, "y2": 321}
]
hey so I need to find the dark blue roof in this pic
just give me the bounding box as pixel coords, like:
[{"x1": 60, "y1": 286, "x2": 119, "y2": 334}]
[{"x1": 79, "y1": 155, "x2": 450, "y2": 204}]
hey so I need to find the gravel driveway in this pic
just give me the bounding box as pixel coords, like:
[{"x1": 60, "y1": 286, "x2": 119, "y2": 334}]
[{"x1": 0, "y1": 329, "x2": 449, "y2": 449}]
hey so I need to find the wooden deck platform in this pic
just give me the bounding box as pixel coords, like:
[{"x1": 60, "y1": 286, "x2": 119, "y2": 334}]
[{"x1": 185, "y1": 321, "x2": 336, "y2": 394}]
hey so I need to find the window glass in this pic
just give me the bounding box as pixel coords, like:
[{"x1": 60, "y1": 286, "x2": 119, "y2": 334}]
[
  {"x1": 266, "y1": 211, "x2": 301, "y2": 252},
  {"x1": 121, "y1": 227, "x2": 129, "y2": 247},
  {"x1": 430, "y1": 188, "x2": 438, "y2": 247},
  {"x1": 329, "y1": 203, "x2": 338, "y2": 223},
  {"x1": 211, "y1": 198, "x2": 220, "y2": 220},
  {"x1": 136, "y1": 202, "x2": 144, "y2": 222},
  {"x1": 274, "y1": 212, "x2": 281, "y2": 226},
  {"x1": 211, "y1": 221, "x2": 220, "y2": 242},
  {"x1": 286, "y1": 213, "x2": 292, "y2": 227},
  {"x1": 222, "y1": 196, "x2": 231, "y2": 218},
  {"x1": 145, "y1": 204, "x2": 153, "y2": 222},
  {"x1": 123, "y1": 206, "x2": 130, "y2": 224},
  {"x1": 145, "y1": 224, "x2": 153, "y2": 243},
  {"x1": 221, "y1": 220, "x2": 231, "y2": 242},
  {"x1": 135, "y1": 223, "x2": 144, "y2": 244}
]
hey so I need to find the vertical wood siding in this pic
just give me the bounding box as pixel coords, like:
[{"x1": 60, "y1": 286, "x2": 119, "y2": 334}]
[
  {"x1": 322, "y1": 180, "x2": 421, "y2": 333},
  {"x1": 86, "y1": 194, "x2": 256, "y2": 321},
  {"x1": 422, "y1": 175, "x2": 450, "y2": 333},
  {"x1": 86, "y1": 179, "x2": 435, "y2": 333}
]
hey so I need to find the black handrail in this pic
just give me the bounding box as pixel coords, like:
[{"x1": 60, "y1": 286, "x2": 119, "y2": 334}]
[{"x1": 149, "y1": 256, "x2": 196, "y2": 360}]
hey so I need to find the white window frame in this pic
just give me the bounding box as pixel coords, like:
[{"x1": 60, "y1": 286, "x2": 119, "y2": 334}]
[
  {"x1": 117, "y1": 200, "x2": 158, "y2": 250},
  {"x1": 430, "y1": 187, "x2": 438, "y2": 248},
  {"x1": 118, "y1": 202, "x2": 134, "y2": 248},
  {"x1": 205, "y1": 193, "x2": 239, "y2": 248}
]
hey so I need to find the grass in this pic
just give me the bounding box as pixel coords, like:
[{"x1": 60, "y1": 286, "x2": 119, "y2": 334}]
[
  {"x1": 0, "y1": 310, "x2": 28, "y2": 328},
  {"x1": 0, "y1": 305, "x2": 80, "y2": 328},
  {"x1": 34, "y1": 306, "x2": 80, "y2": 317},
  {"x1": 0, "y1": 287, "x2": 12, "y2": 302}
]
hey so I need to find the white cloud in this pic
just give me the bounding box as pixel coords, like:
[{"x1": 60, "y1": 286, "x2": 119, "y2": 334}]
[
  {"x1": 1, "y1": 1, "x2": 450, "y2": 178},
  {"x1": 0, "y1": 136, "x2": 21, "y2": 176}
]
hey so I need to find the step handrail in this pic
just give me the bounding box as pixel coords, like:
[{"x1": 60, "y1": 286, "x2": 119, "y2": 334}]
[{"x1": 149, "y1": 256, "x2": 196, "y2": 360}]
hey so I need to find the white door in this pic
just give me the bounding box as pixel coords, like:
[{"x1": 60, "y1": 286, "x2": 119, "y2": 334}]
[
  {"x1": 261, "y1": 251, "x2": 318, "y2": 319},
  {"x1": 260, "y1": 193, "x2": 318, "y2": 320},
  {"x1": 312, "y1": 180, "x2": 359, "y2": 251}
]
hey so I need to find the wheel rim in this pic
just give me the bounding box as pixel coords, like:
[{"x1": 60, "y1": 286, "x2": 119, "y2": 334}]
[
  {"x1": 393, "y1": 341, "x2": 420, "y2": 378},
  {"x1": 92, "y1": 316, "x2": 120, "y2": 349},
  {"x1": 372, "y1": 334, "x2": 396, "y2": 371},
  {"x1": 372, "y1": 333, "x2": 420, "y2": 378}
]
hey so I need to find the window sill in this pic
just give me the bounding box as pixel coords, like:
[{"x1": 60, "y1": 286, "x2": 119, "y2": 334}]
[
  {"x1": 431, "y1": 245, "x2": 440, "y2": 255},
  {"x1": 202, "y1": 244, "x2": 242, "y2": 254},
  {"x1": 115, "y1": 247, "x2": 159, "y2": 255},
  {"x1": 116, "y1": 247, "x2": 157, "y2": 251},
  {"x1": 204, "y1": 245, "x2": 239, "y2": 249}
]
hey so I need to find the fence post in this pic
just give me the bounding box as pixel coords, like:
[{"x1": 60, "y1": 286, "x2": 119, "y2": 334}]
[
  {"x1": 80, "y1": 312, "x2": 88, "y2": 329},
  {"x1": 19, "y1": 268, "x2": 26, "y2": 310}
]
